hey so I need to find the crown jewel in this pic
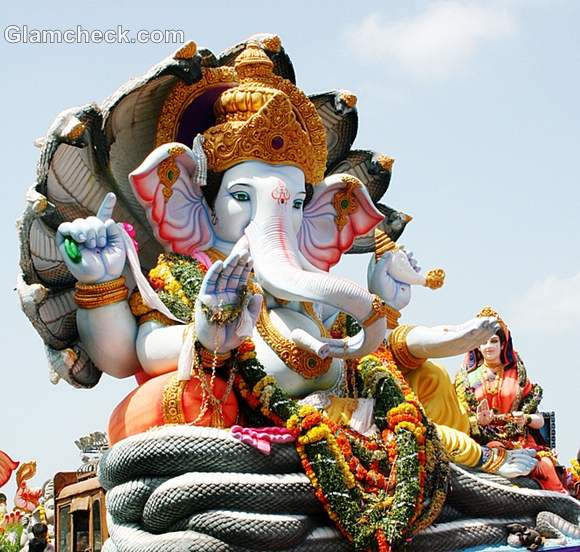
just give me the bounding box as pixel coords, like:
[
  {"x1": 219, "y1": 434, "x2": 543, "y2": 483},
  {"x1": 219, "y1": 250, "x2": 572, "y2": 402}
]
[{"x1": 202, "y1": 43, "x2": 327, "y2": 184}]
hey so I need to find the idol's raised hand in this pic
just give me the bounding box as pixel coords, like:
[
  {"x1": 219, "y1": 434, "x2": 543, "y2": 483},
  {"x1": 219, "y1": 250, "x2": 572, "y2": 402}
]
[
  {"x1": 56, "y1": 192, "x2": 126, "y2": 283},
  {"x1": 194, "y1": 249, "x2": 262, "y2": 353}
]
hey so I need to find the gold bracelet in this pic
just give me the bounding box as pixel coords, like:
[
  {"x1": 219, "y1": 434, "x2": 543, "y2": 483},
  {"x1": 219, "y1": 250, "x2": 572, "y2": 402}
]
[
  {"x1": 74, "y1": 277, "x2": 128, "y2": 309},
  {"x1": 361, "y1": 295, "x2": 390, "y2": 328},
  {"x1": 481, "y1": 447, "x2": 507, "y2": 474},
  {"x1": 388, "y1": 324, "x2": 426, "y2": 370}
]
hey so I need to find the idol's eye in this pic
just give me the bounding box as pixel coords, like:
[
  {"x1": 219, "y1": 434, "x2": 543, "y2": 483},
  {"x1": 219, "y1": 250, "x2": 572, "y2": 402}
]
[
  {"x1": 292, "y1": 198, "x2": 304, "y2": 210},
  {"x1": 231, "y1": 191, "x2": 250, "y2": 202}
]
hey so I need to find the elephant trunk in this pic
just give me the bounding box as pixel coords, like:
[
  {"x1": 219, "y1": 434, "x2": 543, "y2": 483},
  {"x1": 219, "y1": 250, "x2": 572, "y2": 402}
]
[{"x1": 244, "y1": 216, "x2": 386, "y2": 359}]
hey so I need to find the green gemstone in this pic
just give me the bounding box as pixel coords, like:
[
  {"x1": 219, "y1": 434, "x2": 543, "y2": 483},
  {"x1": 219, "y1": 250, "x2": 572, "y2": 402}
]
[
  {"x1": 307, "y1": 357, "x2": 317, "y2": 368},
  {"x1": 167, "y1": 169, "x2": 174, "y2": 181},
  {"x1": 64, "y1": 237, "x2": 82, "y2": 264},
  {"x1": 341, "y1": 199, "x2": 349, "y2": 209}
]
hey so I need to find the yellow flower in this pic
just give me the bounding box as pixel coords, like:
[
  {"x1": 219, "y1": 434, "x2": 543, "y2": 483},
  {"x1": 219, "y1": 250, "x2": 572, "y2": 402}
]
[{"x1": 253, "y1": 375, "x2": 277, "y2": 396}]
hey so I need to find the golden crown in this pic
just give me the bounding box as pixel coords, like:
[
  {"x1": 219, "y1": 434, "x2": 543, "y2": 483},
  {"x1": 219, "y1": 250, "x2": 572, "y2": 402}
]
[
  {"x1": 478, "y1": 305, "x2": 502, "y2": 322},
  {"x1": 202, "y1": 43, "x2": 327, "y2": 184},
  {"x1": 477, "y1": 305, "x2": 508, "y2": 334}
]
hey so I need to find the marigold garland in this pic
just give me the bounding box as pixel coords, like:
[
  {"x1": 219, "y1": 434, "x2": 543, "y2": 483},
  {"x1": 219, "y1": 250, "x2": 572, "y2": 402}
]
[
  {"x1": 232, "y1": 339, "x2": 449, "y2": 551},
  {"x1": 144, "y1": 254, "x2": 450, "y2": 549}
]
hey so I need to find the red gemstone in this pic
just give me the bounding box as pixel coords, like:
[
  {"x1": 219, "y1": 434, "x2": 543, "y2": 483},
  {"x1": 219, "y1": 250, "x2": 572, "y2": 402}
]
[{"x1": 271, "y1": 135, "x2": 284, "y2": 149}]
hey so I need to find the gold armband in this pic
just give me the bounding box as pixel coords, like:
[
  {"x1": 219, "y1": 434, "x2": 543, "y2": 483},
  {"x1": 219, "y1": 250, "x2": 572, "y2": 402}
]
[
  {"x1": 74, "y1": 277, "x2": 128, "y2": 309},
  {"x1": 481, "y1": 447, "x2": 507, "y2": 474},
  {"x1": 362, "y1": 295, "x2": 401, "y2": 329},
  {"x1": 388, "y1": 324, "x2": 426, "y2": 371}
]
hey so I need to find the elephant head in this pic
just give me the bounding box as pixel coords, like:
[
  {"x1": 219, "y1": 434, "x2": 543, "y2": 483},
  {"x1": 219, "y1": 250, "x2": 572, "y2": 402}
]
[{"x1": 129, "y1": 137, "x2": 387, "y2": 359}]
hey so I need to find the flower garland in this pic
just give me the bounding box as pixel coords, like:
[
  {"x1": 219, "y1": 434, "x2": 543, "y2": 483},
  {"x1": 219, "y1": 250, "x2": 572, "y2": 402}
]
[
  {"x1": 564, "y1": 459, "x2": 580, "y2": 498},
  {"x1": 233, "y1": 339, "x2": 449, "y2": 551},
  {"x1": 147, "y1": 252, "x2": 207, "y2": 322}
]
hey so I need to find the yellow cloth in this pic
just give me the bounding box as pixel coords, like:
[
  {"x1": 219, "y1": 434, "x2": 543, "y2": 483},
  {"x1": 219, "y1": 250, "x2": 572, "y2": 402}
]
[
  {"x1": 325, "y1": 397, "x2": 359, "y2": 426},
  {"x1": 404, "y1": 360, "x2": 482, "y2": 467}
]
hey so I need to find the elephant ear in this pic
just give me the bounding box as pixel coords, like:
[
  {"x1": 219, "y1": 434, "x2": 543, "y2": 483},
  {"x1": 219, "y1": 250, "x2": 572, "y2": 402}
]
[
  {"x1": 129, "y1": 136, "x2": 214, "y2": 255},
  {"x1": 298, "y1": 174, "x2": 384, "y2": 271}
]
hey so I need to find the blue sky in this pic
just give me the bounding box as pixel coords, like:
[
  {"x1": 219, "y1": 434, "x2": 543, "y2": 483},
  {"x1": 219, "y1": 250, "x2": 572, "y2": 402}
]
[{"x1": 1, "y1": 0, "x2": 579, "y2": 502}]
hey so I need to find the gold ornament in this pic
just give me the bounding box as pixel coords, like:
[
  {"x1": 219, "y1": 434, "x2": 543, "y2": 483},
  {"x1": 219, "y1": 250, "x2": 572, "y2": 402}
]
[
  {"x1": 260, "y1": 34, "x2": 282, "y2": 53},
  {"x1": 481, "y1": 447, "x2": 507, "y2": 474},
  {"x1": 377, "y1": 155, "x2": 395, "y2": 172},
  {"x1": 333, "y1": 175, "x2": 362, "y2": 231},
  {"x1": 202, "y1": 43, "x2": 327, "y2": 184},
  {"x1": 157, "y1": 145, "x2": 186, "y2": 202},
  {"x1": 339, "y1": 90, "x2": 357, "y2": 109},
  {"x1": 374, "y1": 228, "x2": 398, "y2": 262},
  {"x1": 199, "y1": 347, "x2": 231, "y2": 368},
  {"x1": 478, "y1": 306, "x2": 505, "y2": 325},
  {"x1": 156, "y1": 66, "x2": 238, "y2": 147},
  {"x1": 361, "y1": 295, "x2": 391, "y2": 329},
  {"x1": 74, "y1": 277, "x2": 128, "y2": 309},
  {"x1": 173, "y1": 40, "x2": 197, "y2": 60},
  {"x1": 66, "y1": 122, "x2": 86, "y2": 141},
  {"x1": 255, "y1": 301, "x2": 332, "y2": 379},
  {"x1": 483, "y1": 365, "x2": 504, "y2": 397},
  {"x1": 424, "y1": 269, "x2": 445, "y2": 290},
  {"x1": 477, "y1": 305, "x2": 508, "y2": 336},
  {"x1": 388, "y1": 324, "x2": 426, "y2": 371},
  {"x1": 162, "y1": 374, "x2": 187, "y2": 424}
]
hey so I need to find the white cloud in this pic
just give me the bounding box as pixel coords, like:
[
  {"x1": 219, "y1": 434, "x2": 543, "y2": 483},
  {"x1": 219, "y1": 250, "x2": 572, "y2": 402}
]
[
  {"x1": 510, "y1": 272, "x2": 580, "y2": 334},
  {"x1": 346, "y1": 2, "x2": 516, "y2": 78}
]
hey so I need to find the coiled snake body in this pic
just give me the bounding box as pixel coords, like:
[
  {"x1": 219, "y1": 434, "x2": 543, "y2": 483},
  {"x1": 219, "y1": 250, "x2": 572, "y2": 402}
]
[{"x1": 99, "y1": 426, "x2": 580, "y2": 551}]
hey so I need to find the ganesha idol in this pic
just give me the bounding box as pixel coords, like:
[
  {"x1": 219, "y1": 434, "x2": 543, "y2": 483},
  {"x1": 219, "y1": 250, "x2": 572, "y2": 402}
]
[{"x1": 19, "y1": 36, "x2": 573, "y2": 550}]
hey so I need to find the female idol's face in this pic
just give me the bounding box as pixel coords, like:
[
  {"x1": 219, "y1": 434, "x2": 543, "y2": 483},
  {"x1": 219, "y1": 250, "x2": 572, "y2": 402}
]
[{"x1": 479, "y1": 334, "x2": 502, "y2": 365}]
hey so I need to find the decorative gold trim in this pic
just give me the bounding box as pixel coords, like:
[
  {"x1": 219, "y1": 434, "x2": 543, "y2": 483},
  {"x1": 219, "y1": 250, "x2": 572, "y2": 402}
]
[
  {"x1": 388, "y1": 324, "x2": 425, "y2": 371},
  {"x1": 377, "y1": 155, "x2": 395, "y2": 171},
  {"x1": 339, "y1": 90, "x2": 357, "y2": 109},
  {"x1": 424, "y1": 269, "x2": 445, "y2": 290},
  {"x1": 205, "y1": 248, "x2": 227, "y2": 263},
  {"x1": 155, "y1": 66, "x2": 238, "y2": 147},
  {"x1": 162, "y1": 374, "x2": 187, "y2": 424},
  {"x1": 74, "y1": 277, "x2": 128, "y2": 309},
  {"x1": 256, "y1": 301, "x2": 332, "y2": 379},
  {"x1": 481, "y1": 447, "x2": 507, "y2": 474},
  {"x1": 67, "y1": 122, "x2": 86, "y2": 141},
  {"x1": 374, "y1": 228, "x2": 398, "y2": 262},
  {"x1": 173, "y1": 40, "x2": 197, "y2": 60},
  {"x1": 260, "y1": 34, "x2": 282, "y2": 53},
  {"x1": 478, "y1": 305, "x2": 504, "y2": 325},
  {"x1": 157, "y1": 145, "x2": 186, "y2": 202},
  {"x1": 202, "y1": 44, "x2": 327, "y2": 184},
  {"x1": 333, "y1": 175, "x2": 361, "y2": 231},
  {"x1": 199, "y1": 347, "x2": 231, "y2": 368},
  {"x1": 361, "y1": 295, "x2": 392, "y2": 329}
]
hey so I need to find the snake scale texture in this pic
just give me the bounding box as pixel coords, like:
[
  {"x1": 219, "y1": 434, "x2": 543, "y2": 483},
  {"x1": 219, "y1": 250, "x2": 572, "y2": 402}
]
[{"x1": 98, "y1": 426, "x2": 580, "y2": 551}]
